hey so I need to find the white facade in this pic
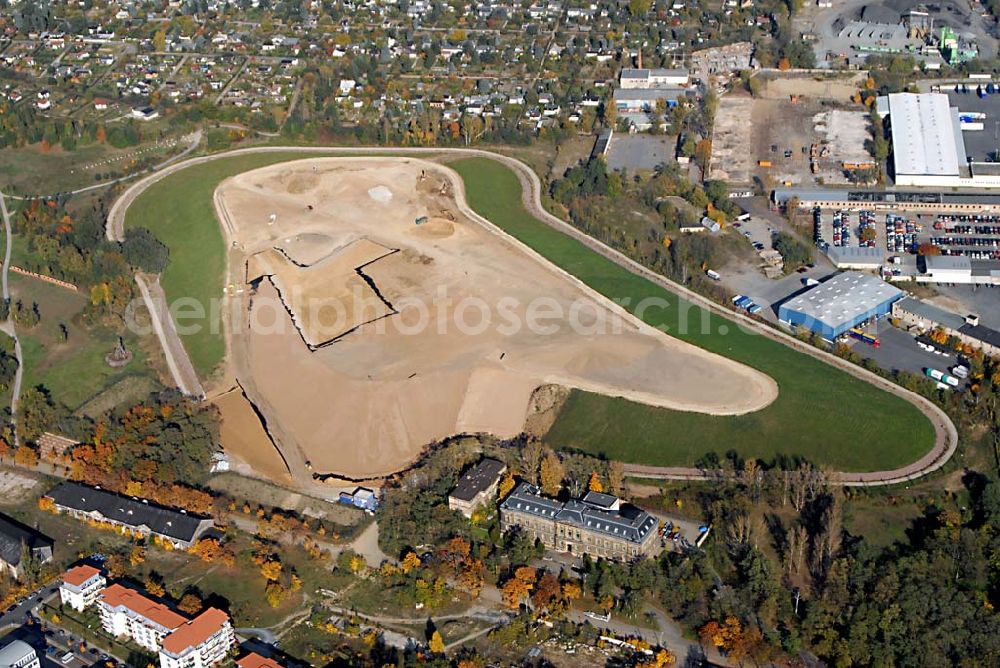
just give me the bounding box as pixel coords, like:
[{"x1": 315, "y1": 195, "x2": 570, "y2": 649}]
[
  {"x1": 59, "y1": 565, "x2": 106, "y2": 612},
  {"x1": 158, "y1": 609, "x2": 235, "y2": 668},
  {"x1": 0, "y1": 640, "x2": 39, "y2": 668},
  {"x1": 97, "y1": 585, "x2": 186, "y2": 653}
]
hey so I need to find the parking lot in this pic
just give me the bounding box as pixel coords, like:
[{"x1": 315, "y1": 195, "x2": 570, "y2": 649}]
[{"x1": 858, "y1": 320, "x2": 962, "y2": 384}]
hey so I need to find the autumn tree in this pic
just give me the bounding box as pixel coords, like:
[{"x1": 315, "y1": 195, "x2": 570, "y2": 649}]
[
  {"x1": 401, "y1": 551, "x2": 421, "y2": 574},
  {"x1": 498, "y1": 471, "x2": 516, "y2": 499},
  {"x1": 608, "y1": 460, "x2": 625, "y2": 496},
  {"x1": 501, "y1": 566, "x2": 537, "y2": 609},
  {"x1": 13, "y1": 445, "x2": 39, "y2": 468},
  {"x1": 457, "y1": 557, "x2": 486, "y2": 597},
  {"x1": 539, "y1": 451, "x2": 564, "y2": 496},
  {"x1": 428, "y1": 630, "x2": 445, "y2": 654},
  {"x1": 522, "y1": 440, "x2": 543, "y2": 484},
  {"x1": 531, "y1": 572, "x2": 561, "y2": 610},
  {"x1": 144, "y1": 578, "x2": 165, "y2": 597},
  {"x1": 588, "y1": 472, "x2": 604, "y2": 493},
  {"x1": 260, "y1": 560, "x2": 283, "y2": 582},
  {"x1": 128, "y1": 546, "x2": 146, "y2": 567},
  {"x1": 561, "y1": 580, "x2": 582, "y2": 604},
  {"x1": 177, "y1": 593, "x2": 203, "y2": 615}
]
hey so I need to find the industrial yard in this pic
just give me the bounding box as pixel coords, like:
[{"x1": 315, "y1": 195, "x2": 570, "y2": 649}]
[{"x1": 710, "y1": 72, "x2": 875, "y2": 187}]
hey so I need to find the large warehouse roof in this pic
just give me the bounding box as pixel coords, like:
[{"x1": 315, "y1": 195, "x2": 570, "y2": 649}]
[
  {"x1": 888, "y1": 93, "x2": 965, "y2": 176},
  {"x1": 781, "y1": 272, "x2": 903, "y2": 331}
]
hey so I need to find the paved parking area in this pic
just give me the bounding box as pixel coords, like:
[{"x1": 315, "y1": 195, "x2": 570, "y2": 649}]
[
  {"x1": 928, "y1": 284, "x2": 1000, "y2": 329},
  {"x1": 857, "y1": 320, "x2": 962, "y2": 383},
  {"x1": 719, "y1": 257, "x2": 836, "y2": 321}
]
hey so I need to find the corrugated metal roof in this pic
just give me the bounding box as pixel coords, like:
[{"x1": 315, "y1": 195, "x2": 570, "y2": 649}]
[
  {"x1": 889, "y1": 93, "x2": 962, "y2": 177},
  {"x1": 780, "y1": 271, "x2": 903, "y2": 330}
]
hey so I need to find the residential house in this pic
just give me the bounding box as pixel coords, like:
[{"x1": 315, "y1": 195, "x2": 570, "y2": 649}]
[
  {"x1": 0, "y1": 513, "x2": 53, "y2": 579},
  {"x1": 448, "y1": 458, "x2": 507, "y2": 518},
  {"x1": 97, "y1": 584, "x2": 187, "y2": 653},
  {"x1": 46, "y1": 482, "x2": 214, "y2": 549},
  {"x1": 158, "y1": 608, "x2": 236, "y2": 668},
  {"x1": 59, "y1": 564, "x2": 106, "y2": 612}
]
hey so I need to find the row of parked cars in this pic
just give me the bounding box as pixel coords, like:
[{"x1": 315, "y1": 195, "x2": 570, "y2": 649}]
[
  {"x1": 732, "y1": 294, "x2": 762, "y2": 315},
  {"x1": 887, "y1": 214, "x2": 918, "y2": 255}
]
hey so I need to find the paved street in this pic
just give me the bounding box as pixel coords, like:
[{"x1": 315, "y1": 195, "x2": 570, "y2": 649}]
[{"x1": 0, "y1": 584, "x2": 58, "y2": 631}]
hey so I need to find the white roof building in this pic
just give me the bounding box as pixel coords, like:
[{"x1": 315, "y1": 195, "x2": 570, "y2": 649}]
[{"x1": 888, "y1": 93, "x2": 966, "y2": 181}]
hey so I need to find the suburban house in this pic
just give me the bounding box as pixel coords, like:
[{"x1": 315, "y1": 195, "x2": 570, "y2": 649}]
[
  {"x1": 59, "y1": 564, "x2": 106, "y2": 612},
  {"x1": 0, "y1": 640, "x2": 39, "y2": 668},
  {"x1": 236, "y1": 653, "x2": 284, "y2": 668},
  {"x1": 448, "y1": 458, "x2": 507, "y2": 518},
  {"x1": 500, "y1": 483, "x2": 661, "y2": 560},
  {"x1": 97, "y1": 583, "x2": 187, "y2": 652},
  {"x1": 158, "y1": 608, "x2": 236, "y2": 668},
  {"x1": 0, "y1": 513, "x2": 53, "y2": 579},
  {"x1": 46, "y1": 482, "x2": 214, "y2": 548}
]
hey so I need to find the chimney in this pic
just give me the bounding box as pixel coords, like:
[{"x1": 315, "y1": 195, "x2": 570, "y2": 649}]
[{"x1": 637, "y1": 47, "x2": 643, "y2": 69}]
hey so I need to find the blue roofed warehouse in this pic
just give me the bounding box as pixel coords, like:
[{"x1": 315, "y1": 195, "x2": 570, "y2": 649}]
[{"x1": 778, "y1": 272, "x2": 904, "y2": 340}]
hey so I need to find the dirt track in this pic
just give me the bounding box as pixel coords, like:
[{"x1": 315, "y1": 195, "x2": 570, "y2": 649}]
[
  {"x1": 215, "y1": 158, "x2": 777, "y2": 479},
  {"x1": 105, "y1": 146, "x2": 957, "y2": 489}
]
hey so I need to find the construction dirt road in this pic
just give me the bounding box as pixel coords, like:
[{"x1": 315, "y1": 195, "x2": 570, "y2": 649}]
[{"x1": 215, "y1": 157, "x2": 777, "y2": 480}]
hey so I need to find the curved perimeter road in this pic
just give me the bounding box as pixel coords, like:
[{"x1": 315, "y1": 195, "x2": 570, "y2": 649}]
[{"x1": 104, "y1": 145, "x2": 957, "y2": 488}]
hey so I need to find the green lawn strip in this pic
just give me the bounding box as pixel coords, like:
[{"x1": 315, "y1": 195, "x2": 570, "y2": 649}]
[
  {"x1": 121, "y1": 151, "x2": 934, "y2": 471},
  {"x1": 123, "y1": 151, "x2": 385, "y2": 377},
  {"x1": 449, "y1": 157, "x2": 934, "y2": 472}
]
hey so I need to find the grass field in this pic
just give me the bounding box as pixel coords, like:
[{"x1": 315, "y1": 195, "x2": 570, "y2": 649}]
[
  {"x1": 122, "y1": 152, "x2": 350, "y2": 378},
  {"x1": 120, "y1": 151, "x2": 935, "y2": 471},
  {"x1": 10, "y1": 273, "x2": 156, "y2": 410},
  {"x1": 0, "y1": 143, "x2": 173, "y2": 196},
  {"x1": 449, "y1": 157, "x2": 935, "y2": 472}
]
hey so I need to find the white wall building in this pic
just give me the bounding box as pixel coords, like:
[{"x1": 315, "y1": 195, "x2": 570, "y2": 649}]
[
  {"x1": 884, "y1": 92, "x2": 1000, "y2": 188},
  {"x1": 0, "y1": 640, "x2": 39, "y2": 668},
  {"x1": 158, "y1": 609, "x2": 235, "y2": 668},
  {"x1": 619, "y1": 68, "x2": 689, "y2": 88},
  {"x1": 97, "y1": 584, "x2": 187, "y2": 653},
  {"x1": 59, "y1": 564, "x2": 106, "y2": 612}
]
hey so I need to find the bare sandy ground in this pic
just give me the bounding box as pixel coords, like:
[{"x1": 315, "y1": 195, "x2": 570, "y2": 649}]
[
  {"x1": 215, "y1": 157, "x2": 777, "y2": 479},
  {"x1": 211, "y1": 389, "x2": 292, "y2": 483}
]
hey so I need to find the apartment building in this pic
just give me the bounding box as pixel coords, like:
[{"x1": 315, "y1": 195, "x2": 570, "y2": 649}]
[
  {"x1": 158, "y1": 608, "x2": 236, "y2": 668},
  {"x1": 59, "y1": 564, "x2": 106, "y2": 612},
  {"x1": 97, "y1": 584, "x2": 187, "y2": 653},
  {"x1": 236, "y1": 654, "x2": 284, "y2": 668},
  {"x1": 46, "y1": 482, "x2": 213, "y2": 549}
]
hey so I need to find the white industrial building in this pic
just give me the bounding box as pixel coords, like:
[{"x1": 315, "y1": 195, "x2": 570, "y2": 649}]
[
  {"x1": 922, "y1": 255, "x2": 973, "y2": 282},
  {"x1": 619, "y1": 68, "x2": 689, "y2": 88},
  {"x1": 881, "y1": 93, "x2": 1000, "y2": 188}
]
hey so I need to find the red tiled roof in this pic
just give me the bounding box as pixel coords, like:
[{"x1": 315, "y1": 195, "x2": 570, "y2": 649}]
[
  {"x1": 62, "y1": 564, "x2": 101, "y2": 587},
  {"x1": 99, "y1": 584, "x2": 187, "y2": 630},
  {"x1": 160, "y1": 608, "x2": 230, "y2": 655},
  {"x1": 236, "y1": 653, "x2": 283, "y2": 668}
]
